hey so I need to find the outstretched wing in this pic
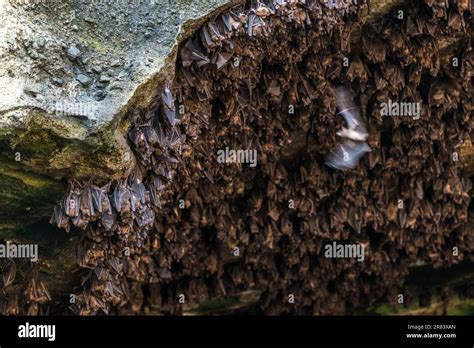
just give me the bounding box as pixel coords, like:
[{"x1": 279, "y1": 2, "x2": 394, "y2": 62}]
[
  {"x1": 325, "y1": 140, "x2": 371, "y2": 170},
  {"x1": 335, "y1": 86, "x2": 368, "y2": 141}
]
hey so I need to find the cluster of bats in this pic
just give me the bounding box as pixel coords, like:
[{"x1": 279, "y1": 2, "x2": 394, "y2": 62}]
[{"x1": 1, "y1": 0, "x2": 472, "y2": 315}]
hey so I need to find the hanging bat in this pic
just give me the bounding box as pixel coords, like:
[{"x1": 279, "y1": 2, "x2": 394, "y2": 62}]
[
  {"x1": 2, "y1": 259, "x2": 16, "y2": 288},
  {"x1": 131, "y1": 178, "x2": 146, "y2": 204},
  {"x1": 162, "y1": 83, "x2": 178, "y2": 127},
  {"x1": 180, "y1": 38, "x2": 210, "y2": 67},
  {"x1": 100, "y1": 212, "x2": 116, "y2": 231}
]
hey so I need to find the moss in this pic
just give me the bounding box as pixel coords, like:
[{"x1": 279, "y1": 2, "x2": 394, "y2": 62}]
[
  {"x1": 0, "y1": 155, "x2": 78, "y2": 295},
  {"x1": 0, "y1": 161, "x2": 57, "y2": 188},
  {"x1": 367, "y1": 293, "x2": 474, "y2": 315},
  {"x1": 0, "y1": 109, "x2": 130, "y2": 180},
  {"x1": 0, "y1": 155, "x2": 64, "y2": 235},
  {"x1": 186, "y1": 290, "x2": 261, "y2": 315},
  {"x1": 0, "y1": 223, "x2": 17, "y2": 229},
  {"x1": 80, "y1": 33, "x2": 108, "y2": 55},
  {"x1": 190, "y1": 296, "x2": 241, "y2": 313},
  {"x1": 369, "y1": 303, "x2": 399, "y2": 315},
  {"x1": 446, "y1": 296, "x2": 474, "y2": 315}
]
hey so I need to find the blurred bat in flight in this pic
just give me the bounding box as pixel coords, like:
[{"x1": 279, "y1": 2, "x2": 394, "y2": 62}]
[{"x1": 325, "y1": 87, "x2": 371, "y2": 170}]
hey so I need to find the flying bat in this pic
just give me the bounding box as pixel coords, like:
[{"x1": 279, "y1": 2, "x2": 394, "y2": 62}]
[{"x1": 325, "y1": 87, "x2": 371, "y2": 170}]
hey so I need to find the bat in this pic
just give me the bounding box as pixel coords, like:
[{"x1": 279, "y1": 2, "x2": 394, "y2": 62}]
[
  {"x1": 180, "y1": 39, "x2": 210, "y2": 67},
  {"x1": 2, "y1": 259, "x2": 16, "y2": 288},
  {"x1": 325, "y1": 86, "x2": 371, "y2": 170},
  {"x1": 325, "y1": 140, "x2": 371, "y2": 170},
  {"x1": 334, "y1": 86, "x2": 369, "y2": 141},
  {"x1": 162, "y1": 83, "x2": 178, "y2": 126}
]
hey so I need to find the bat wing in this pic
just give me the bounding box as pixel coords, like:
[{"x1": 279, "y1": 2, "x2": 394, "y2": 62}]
[
  {"x1": 91, "y1": 186, "x2": 103, "y2": 213},
  {"x1": 335, "y1": 86, "x2": 368, "y2": 139},
  {"x1": 3, "y1": 259, "x2": 16, "y2": 288},
  {"x1": 325, "y1": 140, "x2": 371, "y2": 170}
]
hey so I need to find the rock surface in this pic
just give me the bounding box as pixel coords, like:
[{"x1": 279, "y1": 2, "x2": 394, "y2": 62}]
[{"x1": 0, "y1": 0, "x2": 240, "y2": 180}]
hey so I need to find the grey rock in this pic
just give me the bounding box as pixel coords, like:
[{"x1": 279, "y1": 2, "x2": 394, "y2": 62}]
[
  {"x1": 99, "y1": 74, "x2": 111, "y2": 83},
  {"x1": 95, "y1": 82, "x2": 107, "y2": 90},
  {"x1": 51, "y1": 77, "x2": 64, "y2": 86},
  {"x1": 93, "y1": 90, "x2": 107, "y2": 101},
  {"x1": 67, "y1": 45, "x2": 81, "y2": 60},
  {"x1": 37, "y1": 37, "x2": 46, "y2": 47},
  {"x1": 92, "y1": 65, "x2": 103, "y2": 73},
  {"x1": 23, "y1": 38, "x2": 32, "y2": 48},
  {"x1": 109, "y1": 83, "x2": 122, "y2": 90},
  {"x1": 110, "y1": 59, "x2": 121, "y2": 67},
  {"x1": 28, "y1": 50, "x2": 39, "y2": 59},
  {"x1": 76, "y1": 74, "x2": 91, "y2": 86}
]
